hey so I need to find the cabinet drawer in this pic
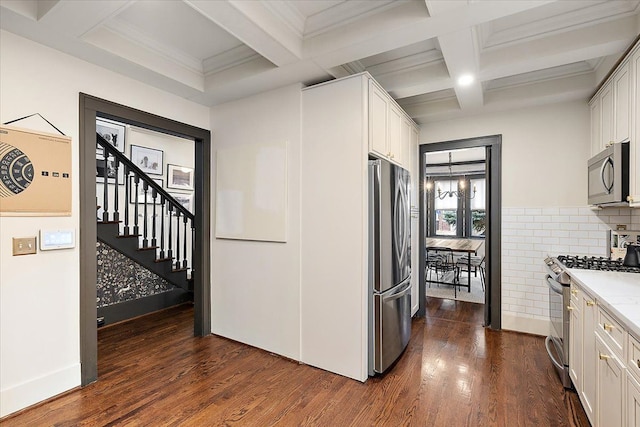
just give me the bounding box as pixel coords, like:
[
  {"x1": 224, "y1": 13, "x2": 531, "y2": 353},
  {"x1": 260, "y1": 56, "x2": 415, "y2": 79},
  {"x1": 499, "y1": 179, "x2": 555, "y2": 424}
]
[
  {"x1": 629, "y1": 334, "x2": 640, "y2": 383},
  {"x1": 597, "y1": 307, "x2": 625, "y2": 359}
]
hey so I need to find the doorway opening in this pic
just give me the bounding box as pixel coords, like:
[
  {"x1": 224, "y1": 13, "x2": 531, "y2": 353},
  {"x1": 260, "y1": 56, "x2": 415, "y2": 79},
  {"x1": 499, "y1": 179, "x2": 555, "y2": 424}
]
[
  {"x1": 79, "y1": 94, "x2": 211, "y2": 385},
  {"x1": 417, "y1": 135, "x2": 501, "y2": 329}
]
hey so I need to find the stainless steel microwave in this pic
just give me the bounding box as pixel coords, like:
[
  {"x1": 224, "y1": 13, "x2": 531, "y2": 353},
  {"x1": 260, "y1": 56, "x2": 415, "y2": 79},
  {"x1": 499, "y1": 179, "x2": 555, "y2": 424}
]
[{"x1": 587, "y1": 141, "x2": 629, "y2": 206}]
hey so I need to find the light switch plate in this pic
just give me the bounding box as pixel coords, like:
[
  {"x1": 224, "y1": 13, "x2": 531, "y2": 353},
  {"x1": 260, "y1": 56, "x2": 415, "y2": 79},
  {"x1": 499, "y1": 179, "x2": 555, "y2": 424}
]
[{"x1": 12, "y1": 237, "x2": 37, "y2": 255}]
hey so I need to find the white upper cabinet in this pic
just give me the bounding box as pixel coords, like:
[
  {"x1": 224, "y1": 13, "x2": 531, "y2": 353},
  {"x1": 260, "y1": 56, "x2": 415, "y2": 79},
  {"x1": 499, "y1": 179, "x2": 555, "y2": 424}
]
[
  {"x1": 400, "y1": 116, "x2": 413, "y2": 171},
  {"x1": 630, "y1": 44, "x2": 640, "y2": 206},
  {"x1": 368, "y1": 78, "x2": 416, "y2": 168},
  {"x1": 387, "y1": 102, "x2": 402, "y2": 164},
  {"x1": 369, "y1": 81, "x2": 389, "y2": 158},
  {"x1": 589, "y1": 39, "x2": 640, "y2": 207},
  {"x1": 590, "y1": 99, "x2": 602, "y2": 157},
  {"x1": 600, "y1": 81, "x2": 614, "y2": 150},
  {"x1": 613, "y1": 61, "x2": 631, "y2": 144}
]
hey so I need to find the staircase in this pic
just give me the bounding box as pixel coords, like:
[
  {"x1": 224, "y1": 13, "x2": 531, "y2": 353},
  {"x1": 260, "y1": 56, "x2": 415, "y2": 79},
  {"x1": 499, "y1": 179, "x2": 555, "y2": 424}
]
[{"x1": 96, "y1": 133, "x2": 195, "y2": 293}]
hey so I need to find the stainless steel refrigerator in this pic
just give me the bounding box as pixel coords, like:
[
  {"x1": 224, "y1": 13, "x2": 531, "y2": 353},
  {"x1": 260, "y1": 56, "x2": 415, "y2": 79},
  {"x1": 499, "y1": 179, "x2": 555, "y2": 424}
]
[{"x1": 368, "y1": 158, "x2": 411, "y2": 375}]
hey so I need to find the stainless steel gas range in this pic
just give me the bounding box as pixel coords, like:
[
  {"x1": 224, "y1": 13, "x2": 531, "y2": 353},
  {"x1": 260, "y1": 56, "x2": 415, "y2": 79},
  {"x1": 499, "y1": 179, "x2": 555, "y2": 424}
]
[{"x1": 543, "y1": 254, "x2": 640, "y2": 389}]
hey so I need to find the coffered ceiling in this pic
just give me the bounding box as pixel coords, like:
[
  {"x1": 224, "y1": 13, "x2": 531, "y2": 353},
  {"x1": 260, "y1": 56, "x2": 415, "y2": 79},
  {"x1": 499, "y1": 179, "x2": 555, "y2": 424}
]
[{"x1": 1, "y1": 0, "x2": 639, "y2": 124}]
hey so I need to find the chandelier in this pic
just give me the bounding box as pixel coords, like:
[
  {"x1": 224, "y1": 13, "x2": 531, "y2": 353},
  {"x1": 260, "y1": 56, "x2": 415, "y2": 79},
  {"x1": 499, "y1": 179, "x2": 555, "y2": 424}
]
[{"x1": 428, "y1": 152, "x2": 477, "y2": 200}]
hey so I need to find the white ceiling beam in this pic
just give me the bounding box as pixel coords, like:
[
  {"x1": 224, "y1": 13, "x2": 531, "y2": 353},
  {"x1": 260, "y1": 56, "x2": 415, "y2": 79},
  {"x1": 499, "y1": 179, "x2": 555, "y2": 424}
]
[
  {"x1": 376, "y1": 61, "x2": 451, "y2": 99},
  {"x1": 437, "y1": 28, "x2": 484, "y2": 110},
  {"x1": 37, "y1": 0, "x2": 61, "y2": 20},
  {"x1": 32, "y1": 0, "x2": 130, "y2": 38},
  {"x1": 480, "y1": 15, "x2": 638, "y2": 82},
  {"x1": 185, "y1": 0, "x2": 302, "y2": 67},
  {"x1": 423, "y1": 0, "x2": 466, "y2": 17},
  {"x1": 308, "y1": 1, "x2": 556, "y2": 70},
  {"x1": 82, "y1": 26, "x2": 204, "y2": 91},
  {"x1": 406, "y1": 72, "x2": 594, "y2": 124},
  {"x1": 0, "y1": 5, "x2": 209, "y2": 102},
  {"x1": 203, "y1": 59, "x2": 330, "y2": 105}
]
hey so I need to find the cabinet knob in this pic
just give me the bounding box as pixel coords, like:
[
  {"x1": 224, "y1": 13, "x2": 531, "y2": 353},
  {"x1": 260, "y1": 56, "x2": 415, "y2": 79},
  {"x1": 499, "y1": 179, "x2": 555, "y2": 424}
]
[
  {"x1": 603, "y1": 323, "x2": 614, "y2": 332},
  {"x1": 599, "y1": 353, "x2": 610, "y2": 361},
  {"x1": 586, "y1": 301, "x2": 595, "y2": 307},
  {"x1": 637, "y1": 359, "x2": 640, "y2": 369},
  {"x1": 571, "y1": 289, "x2": 578, "y2": 296},
  {"x1": 629, "y1": 196, "x2": 635, "y2": 203},
  {"x1": 566, "y1": 305, "x2": 574, "y2": 311}
]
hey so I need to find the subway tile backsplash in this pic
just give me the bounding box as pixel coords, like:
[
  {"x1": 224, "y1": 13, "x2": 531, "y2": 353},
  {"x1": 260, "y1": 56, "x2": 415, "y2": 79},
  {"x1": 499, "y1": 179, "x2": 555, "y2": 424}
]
[{"x1": 501, "y1": 207, "x2": 640, "y2": 323}]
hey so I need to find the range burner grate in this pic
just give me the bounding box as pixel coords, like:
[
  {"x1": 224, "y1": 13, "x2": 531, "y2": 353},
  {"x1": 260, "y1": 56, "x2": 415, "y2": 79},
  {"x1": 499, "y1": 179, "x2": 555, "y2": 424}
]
[{"x1": 556, "y1": 255, "x2": 640, "y2": 273}]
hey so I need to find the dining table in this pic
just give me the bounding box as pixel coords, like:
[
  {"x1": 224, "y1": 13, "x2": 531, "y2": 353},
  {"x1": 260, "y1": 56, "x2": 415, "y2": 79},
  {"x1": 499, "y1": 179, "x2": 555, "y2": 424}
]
[{"x1": 425, "y1": 237, "x2": 484, "y2": 294}]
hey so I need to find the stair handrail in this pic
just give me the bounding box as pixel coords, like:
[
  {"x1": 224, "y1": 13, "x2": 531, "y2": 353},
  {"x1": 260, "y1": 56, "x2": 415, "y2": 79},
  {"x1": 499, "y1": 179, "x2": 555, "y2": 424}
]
[{"x1": 97, "y1": 133, "x2": 195, "y2": 220}]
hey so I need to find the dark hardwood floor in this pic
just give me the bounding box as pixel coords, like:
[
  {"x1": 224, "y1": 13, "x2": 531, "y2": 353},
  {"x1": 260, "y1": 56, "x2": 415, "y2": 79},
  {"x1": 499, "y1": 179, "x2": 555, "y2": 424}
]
[{"x1": 2, "y1": 297, "x2": 589, "y2": 426}]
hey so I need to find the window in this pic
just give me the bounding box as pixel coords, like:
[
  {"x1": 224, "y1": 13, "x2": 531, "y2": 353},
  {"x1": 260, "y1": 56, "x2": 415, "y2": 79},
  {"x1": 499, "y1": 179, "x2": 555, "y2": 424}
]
[
  {"x1": 470, "y1": 178, "x2": 486, "y2": 237},
  {"x1": 427, "y1": 176, "x2": 486, "y2": 238},
  {"x1": 433, "y1": 179, "x2": 458, "y2": 236}
]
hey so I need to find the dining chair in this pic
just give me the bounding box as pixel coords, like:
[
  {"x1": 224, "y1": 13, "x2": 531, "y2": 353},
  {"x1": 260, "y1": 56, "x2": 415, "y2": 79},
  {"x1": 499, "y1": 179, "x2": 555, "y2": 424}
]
[
  {"x1": 426, "y1": 247, "x2": 457, "y2": 286},
  {"x1": 456, "y1": 255, "x2": 486, "y2": 291}
]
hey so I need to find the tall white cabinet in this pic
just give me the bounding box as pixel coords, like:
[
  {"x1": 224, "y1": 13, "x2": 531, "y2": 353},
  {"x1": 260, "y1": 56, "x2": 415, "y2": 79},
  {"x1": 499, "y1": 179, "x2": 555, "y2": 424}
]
[
  {"x1": 300, "y1": 73, "x2": 419, "y2": 381},
  {"x1": 589, "y1": 39, "x2": 640, "y2": 206}
]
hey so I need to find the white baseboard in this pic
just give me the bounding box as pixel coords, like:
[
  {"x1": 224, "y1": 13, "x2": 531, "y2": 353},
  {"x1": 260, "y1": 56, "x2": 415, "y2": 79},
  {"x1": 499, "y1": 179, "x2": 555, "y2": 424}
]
[
  {"x1": 502, "y1": 313, "x2": 550, "y2": 336},
  {"x1": 1, "y1": 364, "x2": 80, "y2": 418}
]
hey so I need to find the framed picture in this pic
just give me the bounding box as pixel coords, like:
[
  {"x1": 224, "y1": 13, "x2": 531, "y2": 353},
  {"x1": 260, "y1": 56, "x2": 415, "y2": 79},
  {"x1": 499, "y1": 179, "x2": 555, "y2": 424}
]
[
  {"x1": 169, "y1": 192, "x2": 193, "y2": 214},
  {"x1": 96, "y1": 154, "x2": 125, "y2": 185},
  {"x1": 96, "y1": 118, "x2": 126, "y2": 154},
  {"x1": 167, "y1": 164, "x2": 194, "y2": 190},
  {"x1": 129, "y1": 177, "x2": 163, "y2": 204},
  {"x1": 130, "y1": 144, "x2": 163, "y2": 175}
]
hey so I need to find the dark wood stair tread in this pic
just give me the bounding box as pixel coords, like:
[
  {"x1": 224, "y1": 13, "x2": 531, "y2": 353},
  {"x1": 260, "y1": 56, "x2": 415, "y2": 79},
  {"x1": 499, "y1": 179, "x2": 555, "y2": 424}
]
[
  {"x1": 155, "y1": 257, "x2": 174, "y2": 263},
  {"x1": 138, "y1": 246, "x2": 159, "y2": 251}
]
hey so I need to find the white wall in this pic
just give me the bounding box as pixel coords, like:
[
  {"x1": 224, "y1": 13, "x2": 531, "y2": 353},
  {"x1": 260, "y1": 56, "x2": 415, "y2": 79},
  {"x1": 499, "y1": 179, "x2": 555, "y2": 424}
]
[
  {"x1": 420, "y1": 101, "x2": 592, "y2": 334},
  {"x1": 0, "y1": 31, "x2": 209, "y2": 417},
  {"x1": 421, "y1": 100, "x2": 591, "y2": 207},
  {"x1": 209, "y1": 84, "x2": 302, "y2": 360}
]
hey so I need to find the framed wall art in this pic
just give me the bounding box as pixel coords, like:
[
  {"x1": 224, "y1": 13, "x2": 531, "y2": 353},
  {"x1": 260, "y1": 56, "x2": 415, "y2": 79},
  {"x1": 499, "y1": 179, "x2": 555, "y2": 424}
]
[
  {"x1": 0, "y1": 126, "x2": 72, "y2": 216},
  {"x1": 129, "y1": 177, "x2": 163, "y2": 204},
  {"x1": 167, "y1": 164, "x2": 194, "y2": 190},
  {"x1": 169, "y1": 192, "x2": 193, "y2": 213},
  {"x1": 96, "y1": 153, "x2": 125, "y2": 185},
  {"x1": 96, "y1": 118, "x2": 126, "y2": 154},
  {"x1": 130, "y1": 144, "x2": 163, "y2": 175}
]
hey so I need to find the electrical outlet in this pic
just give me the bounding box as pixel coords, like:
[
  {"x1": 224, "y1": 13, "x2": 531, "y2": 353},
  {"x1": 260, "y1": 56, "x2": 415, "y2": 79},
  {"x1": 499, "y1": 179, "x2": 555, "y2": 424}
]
[{"x1": 12, "y1": 237, "x2": 37, "y2": 255}]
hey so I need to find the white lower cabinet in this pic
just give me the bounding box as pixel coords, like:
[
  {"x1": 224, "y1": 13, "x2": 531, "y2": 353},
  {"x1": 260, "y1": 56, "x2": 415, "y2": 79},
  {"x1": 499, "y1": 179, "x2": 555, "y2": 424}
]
[
  {"x1": 582, "y1": 291, "x2": 598, "y2": 424},
  {"x1": 628, "y1": 372, "x2": 640, "y2": 427},
  {"x1": 569, "y1": 296, "x2": 582, "y2": 392},
  {"x1": 596, "y1": 333, "x2": 625, "y2": 427}
]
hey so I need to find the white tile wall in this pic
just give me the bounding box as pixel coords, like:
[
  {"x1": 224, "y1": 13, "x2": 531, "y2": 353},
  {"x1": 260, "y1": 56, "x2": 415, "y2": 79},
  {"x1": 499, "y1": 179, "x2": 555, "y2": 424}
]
[{"x1": 501, "y1": 207, "x2": 640, "y2": 324}]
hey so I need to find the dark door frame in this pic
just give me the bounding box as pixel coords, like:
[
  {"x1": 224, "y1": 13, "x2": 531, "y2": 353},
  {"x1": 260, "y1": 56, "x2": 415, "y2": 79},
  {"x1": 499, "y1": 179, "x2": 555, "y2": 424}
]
[
  {"x1": 417, "y1": 135, "x2": 502, "y2": 329},
  {"x1": 79, "y1": 94, "x2": 211, "y2": 385}
]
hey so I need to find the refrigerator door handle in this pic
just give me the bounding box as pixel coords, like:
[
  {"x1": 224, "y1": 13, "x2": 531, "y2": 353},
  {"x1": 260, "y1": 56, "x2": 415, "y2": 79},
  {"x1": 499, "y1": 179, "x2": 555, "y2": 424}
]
[{"x1": 381, "y1": 279, "x2": 411, "y2": 302}]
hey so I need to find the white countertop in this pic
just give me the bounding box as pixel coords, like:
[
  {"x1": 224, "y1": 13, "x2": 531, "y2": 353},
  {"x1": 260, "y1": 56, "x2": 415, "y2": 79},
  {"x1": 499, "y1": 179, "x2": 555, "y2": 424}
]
[{"x1": 567, "y1": 269, "x2": 640, "y2": 339}]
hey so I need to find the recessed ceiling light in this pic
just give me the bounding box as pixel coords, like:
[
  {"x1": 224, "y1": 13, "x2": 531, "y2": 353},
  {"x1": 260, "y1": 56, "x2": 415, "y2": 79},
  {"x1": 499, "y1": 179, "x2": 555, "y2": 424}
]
[{"x1": 457, "y1": 74, "x2": 475, "y2": 87}]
